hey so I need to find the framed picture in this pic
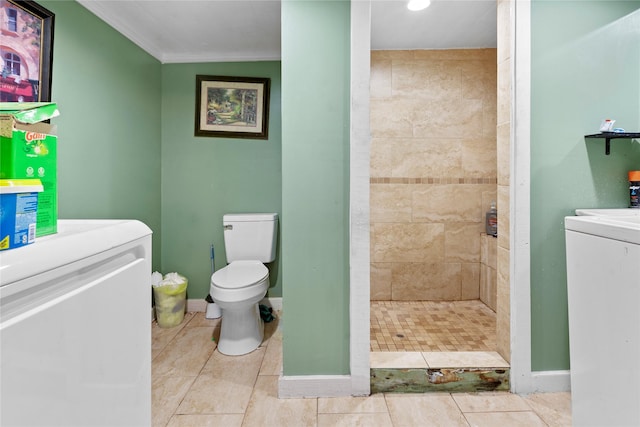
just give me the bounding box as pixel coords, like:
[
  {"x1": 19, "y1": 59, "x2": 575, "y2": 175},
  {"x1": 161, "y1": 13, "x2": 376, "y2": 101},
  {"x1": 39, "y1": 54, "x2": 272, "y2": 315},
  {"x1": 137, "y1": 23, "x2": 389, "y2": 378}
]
[
  {"x1": 0, "y1": 0, "x2": 55, "y2": 102},
  {"x1": 195, "y1": 75, "x2": 270, "y2": 139}
]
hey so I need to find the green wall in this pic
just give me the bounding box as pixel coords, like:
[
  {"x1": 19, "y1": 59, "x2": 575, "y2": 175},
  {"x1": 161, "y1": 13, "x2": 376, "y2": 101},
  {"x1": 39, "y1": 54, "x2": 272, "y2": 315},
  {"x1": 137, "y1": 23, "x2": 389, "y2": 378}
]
[
  {"x1": 530, "y1": 1, "x2": 640, "y2": 371},
  {"x1": 37, "y1": 1, "x2": 282, "y2": 299},
  {"x1": 160, "y1": 62, "x2": 282, "y2": 300},
  {"x1": 281, "y1": 1, "x2": 351, "y2": 375},
  {"x1": 41, "y1": 0, "x2": 162, "y2": 271}
]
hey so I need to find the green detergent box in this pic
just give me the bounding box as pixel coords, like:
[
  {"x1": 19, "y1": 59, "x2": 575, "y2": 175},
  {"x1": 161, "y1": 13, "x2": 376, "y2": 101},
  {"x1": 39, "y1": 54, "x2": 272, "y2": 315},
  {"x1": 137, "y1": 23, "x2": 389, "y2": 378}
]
[
  {"x1": 0, "y1": 179, "x2": 43, "y2": 250},
  {"x1": 0, "y1": 103, "x2": 59, "y2": 237}
]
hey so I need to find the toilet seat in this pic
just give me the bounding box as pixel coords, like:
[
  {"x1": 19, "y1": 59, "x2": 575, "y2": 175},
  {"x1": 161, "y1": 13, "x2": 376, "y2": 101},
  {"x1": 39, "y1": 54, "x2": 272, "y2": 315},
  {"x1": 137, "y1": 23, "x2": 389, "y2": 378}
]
[{"x1": 211, "y1": 260, "x2": 268, "y2": 289}]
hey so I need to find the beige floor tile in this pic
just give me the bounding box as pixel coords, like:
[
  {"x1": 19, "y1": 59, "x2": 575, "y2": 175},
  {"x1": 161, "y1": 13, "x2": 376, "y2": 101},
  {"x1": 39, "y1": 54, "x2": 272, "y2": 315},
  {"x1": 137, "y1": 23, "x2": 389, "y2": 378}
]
[
  {"x1": 153, "y1": 326, "x2": 217, "y2": 376},
  {"x1": 463, "y1": 411, "x2": 547, "y2": 426},
  {"x1": 185, "y1": 311, "x2": 221, "y2": 328},
  {"x1": 318, "y1": 413, "x2": 394, "y2": 427},
  {"x1": 453, "y1": 392, "x2": 531, "y2": 412},
  {"x1": 202, "y1": 346, "x2": 265, "y2": 376},
  {"x1": 370, "y1": 351, "x2": 428, "y2": 368},
  {"x1": 423, "y1": 351, "x2": 509, "y2": 369},
  {"x1": 385, "y1": 394, "x2": 469, "y2": 426},
  {"x1": 178, "y1": 349, "x2": 265, "y2": 414},
  {"x1": 176, "y1": 374, "x2": 255, "y2": 415},
  {"x1": 166, "y1": 414, "x2": 244, "y2": 427},
  {"x1": 152, "y1": 312, "x2": 195, "y2": 360},
  {"x1": 318, "y1": 395, "x2": 389, "y2": 414},
  {"x1": 523, "y1": 392, "x2": 572, "y2": 427},
  {"x1": 242, "y1": 376, "x2": 317, "y2": 426},
  {"x1": 259, "y1": 331, "x2": 282, "y2": 376},
  {"x1": 151, "y1": 375, "x2": 196, "y2": 427},
  {"x1": 260, "y1": 313, "x2": 281, "y2": 347}
]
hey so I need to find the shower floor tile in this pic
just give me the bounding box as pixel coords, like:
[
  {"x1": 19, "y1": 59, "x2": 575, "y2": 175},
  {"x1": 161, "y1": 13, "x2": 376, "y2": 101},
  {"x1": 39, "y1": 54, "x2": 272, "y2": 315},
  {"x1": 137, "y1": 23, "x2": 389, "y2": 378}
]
[{"x1": 370, "y1": 300, "x2": 496, "y2": 352}]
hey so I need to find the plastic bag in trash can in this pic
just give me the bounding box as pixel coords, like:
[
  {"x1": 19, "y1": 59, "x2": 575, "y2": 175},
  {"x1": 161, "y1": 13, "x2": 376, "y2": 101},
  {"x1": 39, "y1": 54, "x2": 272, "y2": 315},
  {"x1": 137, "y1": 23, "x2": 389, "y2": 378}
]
[{"x1": 153, "y1": 272, "x2": 188, "y2": 328}]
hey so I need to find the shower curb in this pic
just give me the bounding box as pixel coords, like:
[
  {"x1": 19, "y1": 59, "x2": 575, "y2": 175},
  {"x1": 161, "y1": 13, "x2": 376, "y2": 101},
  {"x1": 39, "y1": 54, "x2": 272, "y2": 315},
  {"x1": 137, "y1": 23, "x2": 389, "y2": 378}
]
[{"x1": 370, "y1": 367, "x2": 510, "y2": 394}]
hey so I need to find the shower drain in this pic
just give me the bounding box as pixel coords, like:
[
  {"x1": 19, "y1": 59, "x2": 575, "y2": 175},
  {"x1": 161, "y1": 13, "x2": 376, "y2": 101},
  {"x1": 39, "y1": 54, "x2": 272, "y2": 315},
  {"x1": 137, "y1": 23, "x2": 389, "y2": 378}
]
[{"x1": 396, "y1": 333, "x2": 405, "y2": 338}]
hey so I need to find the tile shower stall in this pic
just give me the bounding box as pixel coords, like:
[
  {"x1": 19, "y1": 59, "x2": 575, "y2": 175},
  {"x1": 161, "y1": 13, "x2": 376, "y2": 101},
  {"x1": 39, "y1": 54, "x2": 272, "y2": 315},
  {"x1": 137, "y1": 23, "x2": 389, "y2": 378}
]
[{"x1": 369, "y1": 49, "x2": 500, "y2": 351}]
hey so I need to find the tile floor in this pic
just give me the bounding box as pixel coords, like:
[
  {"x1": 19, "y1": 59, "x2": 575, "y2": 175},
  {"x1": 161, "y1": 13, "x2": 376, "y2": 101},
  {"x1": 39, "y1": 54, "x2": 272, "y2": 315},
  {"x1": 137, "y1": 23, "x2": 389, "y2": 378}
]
[
  {"x1": 371, "y1": 300, "x2": 496, "y2": 352},
  {"x1": 152, "y1": 310, "x2": 571, "y2": 427}
]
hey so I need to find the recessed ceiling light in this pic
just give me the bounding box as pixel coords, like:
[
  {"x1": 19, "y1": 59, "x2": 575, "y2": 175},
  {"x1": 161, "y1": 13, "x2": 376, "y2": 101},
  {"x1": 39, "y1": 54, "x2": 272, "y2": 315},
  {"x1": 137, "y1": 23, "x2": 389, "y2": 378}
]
[{"x1": 407, "y1": 0, "x2": 431, "y2": 11}]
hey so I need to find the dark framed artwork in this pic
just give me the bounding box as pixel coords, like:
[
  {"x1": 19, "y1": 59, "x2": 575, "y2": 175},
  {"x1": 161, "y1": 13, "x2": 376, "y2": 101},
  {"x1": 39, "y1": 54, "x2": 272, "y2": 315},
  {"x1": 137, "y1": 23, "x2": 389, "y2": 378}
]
[
  {"x1": 0, "y1": 0, "x2": 54, "y2": 102},
  {"x1": 195, "y1": 75, "x2": 270, "y2": 139}
]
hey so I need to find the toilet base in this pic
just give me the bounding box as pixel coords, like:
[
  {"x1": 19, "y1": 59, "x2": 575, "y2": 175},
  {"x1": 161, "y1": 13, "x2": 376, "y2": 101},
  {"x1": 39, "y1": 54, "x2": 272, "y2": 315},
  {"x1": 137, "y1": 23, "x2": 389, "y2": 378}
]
[{"x1": 217, "y1": 303, "x2": 264, "y2": 356}]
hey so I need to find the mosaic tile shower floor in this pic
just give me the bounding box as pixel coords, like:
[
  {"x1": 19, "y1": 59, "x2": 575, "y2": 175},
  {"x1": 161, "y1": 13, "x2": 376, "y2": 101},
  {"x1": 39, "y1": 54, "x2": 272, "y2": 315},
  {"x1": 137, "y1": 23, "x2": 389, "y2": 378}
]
[{"x1": 370, "y1": 300, "x2": 496, "y2": 352}]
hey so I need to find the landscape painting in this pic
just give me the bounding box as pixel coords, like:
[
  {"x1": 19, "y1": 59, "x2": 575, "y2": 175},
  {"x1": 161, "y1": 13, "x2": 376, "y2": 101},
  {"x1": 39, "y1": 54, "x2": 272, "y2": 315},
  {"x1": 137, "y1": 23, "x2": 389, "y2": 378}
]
[{"x1": 195, "y1": 75, "x2": 270, "y2": 139}]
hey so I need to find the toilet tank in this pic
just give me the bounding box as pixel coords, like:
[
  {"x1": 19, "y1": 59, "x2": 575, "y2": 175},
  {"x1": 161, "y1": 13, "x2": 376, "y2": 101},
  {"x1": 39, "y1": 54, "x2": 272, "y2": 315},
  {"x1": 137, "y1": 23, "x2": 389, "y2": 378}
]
[{"x1": 223, "y1": 213, "x2": 278, "y2": 263}]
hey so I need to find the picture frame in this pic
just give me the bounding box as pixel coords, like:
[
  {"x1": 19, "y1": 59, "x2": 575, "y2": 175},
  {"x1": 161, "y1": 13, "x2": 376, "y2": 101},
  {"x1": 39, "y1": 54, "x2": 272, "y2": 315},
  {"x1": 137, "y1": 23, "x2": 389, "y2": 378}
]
[
  {"x1": 0, "y1": 0, "x2": 55, "y2": 102},
  {"x1": 195, "y1": 75, "x2": 270, "y2": 139}
]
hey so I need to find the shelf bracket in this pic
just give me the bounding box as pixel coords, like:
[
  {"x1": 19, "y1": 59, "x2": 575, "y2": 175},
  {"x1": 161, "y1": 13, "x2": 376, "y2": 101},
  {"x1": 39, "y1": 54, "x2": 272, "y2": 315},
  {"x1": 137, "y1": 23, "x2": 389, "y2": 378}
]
[{"x1": 585, "y1": 132, "x2": 640, "y2": 156}]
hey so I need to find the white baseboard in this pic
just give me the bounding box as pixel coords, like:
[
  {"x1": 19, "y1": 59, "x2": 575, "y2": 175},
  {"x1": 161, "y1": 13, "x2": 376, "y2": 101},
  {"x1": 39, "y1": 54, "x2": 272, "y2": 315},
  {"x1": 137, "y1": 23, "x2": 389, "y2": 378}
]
[
  {"x1": 514, "y1": 370, "x2": 571, "y2": 394},
  {"x1": 278, "y1": 375, "x2": 353, "y2": 398},
  {"x1": 184, "y1": 296, "x2": 283, "y2": 313},
  {"x1": 261, "y1": 296, "x2": 282, "y2": 311},
  {"x1": 530, "y1": 370, "x2": 571, "y2": 393},
  {"x1": 186, "y1": 299, "x2": 208, "y2": 312}
]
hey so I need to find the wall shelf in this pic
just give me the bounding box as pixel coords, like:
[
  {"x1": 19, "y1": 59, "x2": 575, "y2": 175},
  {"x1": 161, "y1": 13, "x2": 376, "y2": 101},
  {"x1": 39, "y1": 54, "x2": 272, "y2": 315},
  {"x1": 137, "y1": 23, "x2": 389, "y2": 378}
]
[{"x1": 585, "y1": 132, "x2": 640, "y2": 155}]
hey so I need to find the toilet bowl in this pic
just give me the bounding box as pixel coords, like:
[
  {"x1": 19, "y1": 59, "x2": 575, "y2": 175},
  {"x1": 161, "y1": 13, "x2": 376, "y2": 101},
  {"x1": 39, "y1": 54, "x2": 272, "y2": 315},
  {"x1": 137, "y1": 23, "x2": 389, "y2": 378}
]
[{"x1": 210, "y1": 260, "x2": 270, "y2": 355}]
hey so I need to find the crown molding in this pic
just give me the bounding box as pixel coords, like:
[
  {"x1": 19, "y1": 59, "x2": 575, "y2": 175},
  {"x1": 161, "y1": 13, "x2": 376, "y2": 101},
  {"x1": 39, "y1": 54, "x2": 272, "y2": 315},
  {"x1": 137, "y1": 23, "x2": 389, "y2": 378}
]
[{"x1": 77, "y1": 0, "x2": 165, "y2": 61}]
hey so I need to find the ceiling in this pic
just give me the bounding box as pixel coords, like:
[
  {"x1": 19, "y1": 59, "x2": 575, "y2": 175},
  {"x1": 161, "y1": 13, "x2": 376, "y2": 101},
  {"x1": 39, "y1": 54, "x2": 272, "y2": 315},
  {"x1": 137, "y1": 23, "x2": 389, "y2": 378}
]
[{"x1": 76, "y1": 0, "x2": 497, "y2": 64}]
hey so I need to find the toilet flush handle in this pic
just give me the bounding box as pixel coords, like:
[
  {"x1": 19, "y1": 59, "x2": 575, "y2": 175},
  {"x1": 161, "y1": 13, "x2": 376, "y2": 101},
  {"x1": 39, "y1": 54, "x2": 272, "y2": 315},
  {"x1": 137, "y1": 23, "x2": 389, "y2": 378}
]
[{"x1": 224, "y1": 225, "x2": 233, "y2": 230}]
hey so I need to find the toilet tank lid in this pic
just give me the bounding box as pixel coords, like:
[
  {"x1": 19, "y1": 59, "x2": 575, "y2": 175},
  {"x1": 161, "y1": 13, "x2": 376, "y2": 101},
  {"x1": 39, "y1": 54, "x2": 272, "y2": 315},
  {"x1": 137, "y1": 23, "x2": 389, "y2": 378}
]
[{"x1": 223, "y1": 213, "x2": 278, "y2": 222}]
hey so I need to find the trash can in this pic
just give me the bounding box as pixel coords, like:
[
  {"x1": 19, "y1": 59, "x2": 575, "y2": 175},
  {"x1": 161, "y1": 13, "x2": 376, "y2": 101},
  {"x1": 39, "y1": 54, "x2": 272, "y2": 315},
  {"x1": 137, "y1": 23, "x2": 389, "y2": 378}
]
[{"x1": 153, "y1": 273, "x2": 188, "y2": 328}]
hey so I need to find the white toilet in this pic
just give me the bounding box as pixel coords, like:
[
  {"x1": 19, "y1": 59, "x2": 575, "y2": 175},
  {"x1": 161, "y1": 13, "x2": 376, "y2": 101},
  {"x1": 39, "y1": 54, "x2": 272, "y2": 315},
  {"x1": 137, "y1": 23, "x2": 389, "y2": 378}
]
[{"x1": 210, "y1": 213, "x2": 278, "y2": 355}]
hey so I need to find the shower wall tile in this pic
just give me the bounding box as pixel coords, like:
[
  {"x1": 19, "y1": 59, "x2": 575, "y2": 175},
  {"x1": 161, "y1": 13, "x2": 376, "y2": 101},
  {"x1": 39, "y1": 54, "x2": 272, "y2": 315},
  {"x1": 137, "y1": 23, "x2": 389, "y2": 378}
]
[
  {"x1": 480, "y1": 263, "x2": 497, "y2": 311},
  {"x1": 497, "y1": 60, "x2": 511, "y2": 127},
  {"x1": 370, "y1": 48, "x2": 497, "y2": 302},
  {"x1": 371, "y1": 263, "x2": 392, "y2": 301},
  {"x1": 392, "y1": 60, "x2": 463, "y2": 100},
  {"x1": 461, "y1": 58, "x2": 497, "y2": 102},
  {"x1": 412, "y1": 185, "x2": 484, "y2": 223},
  {"x1": 489, "y1": 238, "x2": 498, "y2": 271},
  {"x1": 370, "y1": 98, "x2": 414, "y2": 138},
  {"x1": 391, "y1": 262, "x2": 461, "y2": 301},
  {"x1": 370, "y1": 184, "x2": 412, "y2": 223},
  {"x1": 496, "y1": 245, "x2": 511, "y2": 362},
  {"x1": 496, "y1": 0, "x2": 512, "y2": 362},
  {"x1": 497, "y1": 122, "x2": 510, "y2": 186},
  {"x1": 462, "y1": 137, "x2": 497, "y2": 178},
  {"x1": 497, "y1": 185, "x2": 510, "y2": 250},
  {"x1": 497, "y1": 0, "x2": 511, "y2": 64},
  {"x1": 480, "y1": 234, "x2": 498, "y2": 311},
  {"x1": 371, "y1": 50, "x2": 414, "y2": 61},
  {"x1": 370, "y1": 137, "x2": 397, "y2": 177},
  {"x1": 461, "y1": 263, "x2": 480, "y2": 300},
  {"x1": 413, "y1": 99, "x2": 484, "y2": 139},
  {"x1": 391, "y1": 138, "x2": 463, "y2": 178},
  {"x1": 371, "y1": 59, "x2": 392, "y2": 99},
  {"x1": 481, "y1": 234, "x2": 497, "y2": 270},
  {"x1": 483, "y1": 100, "x2": 498, "y2": 139},
  {"x1": 444, "y1": 222, "x2": 483, "y2": 263},
  {"x1": 371, "y1": 223, "x2": 445, "y2": 263},
  {"x1": 413, "y1": 48, "x2": 495, "y2": 61}
]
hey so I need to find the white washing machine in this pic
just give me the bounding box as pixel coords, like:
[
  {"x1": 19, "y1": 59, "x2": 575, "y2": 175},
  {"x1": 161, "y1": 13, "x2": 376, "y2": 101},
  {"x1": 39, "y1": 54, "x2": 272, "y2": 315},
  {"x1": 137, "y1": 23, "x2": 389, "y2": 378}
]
[
  {"x1": 565, "y1": 211, "x2": 640, "y2": 426},
  {"x1": 0, "y1": 220, "x2": 152, "y2": 426}
]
